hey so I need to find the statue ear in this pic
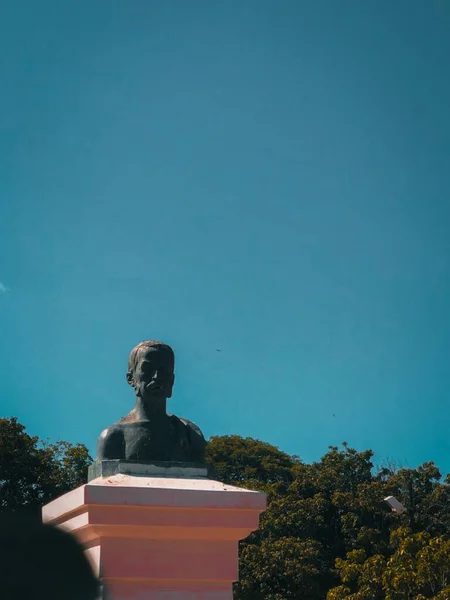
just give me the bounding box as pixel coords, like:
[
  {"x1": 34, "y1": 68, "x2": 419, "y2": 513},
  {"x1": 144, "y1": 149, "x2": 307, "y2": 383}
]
[{"x1": 126, "y1": 371, "x2": 134, "y2": 387}]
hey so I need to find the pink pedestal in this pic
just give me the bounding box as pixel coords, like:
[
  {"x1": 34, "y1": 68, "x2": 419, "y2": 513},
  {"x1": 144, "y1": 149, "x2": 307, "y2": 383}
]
[{"x1": 43, "y1": 473, "x2": 266, "y2": 600}]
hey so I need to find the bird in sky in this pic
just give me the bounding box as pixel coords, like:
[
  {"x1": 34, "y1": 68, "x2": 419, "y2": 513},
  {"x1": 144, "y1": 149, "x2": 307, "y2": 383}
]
[{"x1": 216, "y1": 349, "x2": 221, "y2": 352}]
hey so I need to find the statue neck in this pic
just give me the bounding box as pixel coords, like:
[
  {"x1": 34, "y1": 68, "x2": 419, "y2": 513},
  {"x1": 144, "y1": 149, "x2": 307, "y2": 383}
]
[{"x1": 133, "y1": 395, "x2": 167, "y2": 421}]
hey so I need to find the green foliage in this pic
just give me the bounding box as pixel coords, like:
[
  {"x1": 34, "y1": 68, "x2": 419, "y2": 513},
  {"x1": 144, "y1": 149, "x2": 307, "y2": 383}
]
[
  {"x1": 237, "y1": 537, "x2": 328, "y2": 600},
  {"x1": 0, "y1": 417, "x2": 92, "y2": 517},
  {"x1": 328, "y1": 549, "x2": 386, "y2": 600},
  {"x1": 206, "y1": 436, "x2": 450, "y2": 600},
  {"x1": 205, "y1": 435, "x2": 299, "y2": 487},
  {"x1": 382, "y1": 528, "x2": 450, "y2": 600}
]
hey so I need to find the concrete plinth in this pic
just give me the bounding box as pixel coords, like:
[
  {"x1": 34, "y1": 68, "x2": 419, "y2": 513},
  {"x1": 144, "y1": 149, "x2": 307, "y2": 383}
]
[{"x1": 43, "y1": 471, "x2": 266, "y2": 600}]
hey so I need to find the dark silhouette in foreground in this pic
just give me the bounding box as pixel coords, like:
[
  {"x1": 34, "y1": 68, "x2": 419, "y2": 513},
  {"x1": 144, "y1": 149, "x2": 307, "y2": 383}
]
[{"x1": 0, "y1": 516, "x2": 100, "y2": 600}]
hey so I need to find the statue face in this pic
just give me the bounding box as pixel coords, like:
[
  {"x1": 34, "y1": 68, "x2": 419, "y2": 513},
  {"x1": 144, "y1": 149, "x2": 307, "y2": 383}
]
[{"x1": 131, "y1": 346, "x2": 175, "y2": 400}]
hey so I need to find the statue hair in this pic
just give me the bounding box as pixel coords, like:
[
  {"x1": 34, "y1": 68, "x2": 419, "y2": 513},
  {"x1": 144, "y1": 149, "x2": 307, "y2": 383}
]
[{"x1": 127, "y1": 341, "x2": 175, "y2": 376}]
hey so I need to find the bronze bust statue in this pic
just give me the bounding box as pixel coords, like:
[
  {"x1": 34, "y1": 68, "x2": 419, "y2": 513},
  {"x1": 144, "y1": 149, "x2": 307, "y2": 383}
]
[{"x1": 97, "y1": 341, "x2": 206, "y2": 463}]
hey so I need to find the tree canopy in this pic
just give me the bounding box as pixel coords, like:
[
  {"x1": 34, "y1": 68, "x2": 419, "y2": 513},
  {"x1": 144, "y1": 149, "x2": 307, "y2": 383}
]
[
  {"x1": 206, "y1": 436, "x2": 450, "y2": 600},
  {"x1": 0, "y1": 417, "x2": 92, "y2": 517},
  {"x1": 2, "y1": 418, "x2": 450, "y2": 598}
]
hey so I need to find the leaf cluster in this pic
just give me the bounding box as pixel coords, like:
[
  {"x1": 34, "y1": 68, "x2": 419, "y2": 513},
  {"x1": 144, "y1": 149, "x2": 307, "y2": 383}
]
[
  {"x1": 206, "y1": 436, "x2": 450, "y2": 600},
  {"x1": 0, "y1": 417, "x2": 92, "y2": 517}
]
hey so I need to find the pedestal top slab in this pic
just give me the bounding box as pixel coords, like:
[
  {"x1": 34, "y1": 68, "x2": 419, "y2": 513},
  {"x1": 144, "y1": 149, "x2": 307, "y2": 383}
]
[
  {"x1": 43, "y1": 473, "x2": 266, "y2": 524},
  {"x1": 90, "y1": 473, "x2": 255, "y2": 492}
]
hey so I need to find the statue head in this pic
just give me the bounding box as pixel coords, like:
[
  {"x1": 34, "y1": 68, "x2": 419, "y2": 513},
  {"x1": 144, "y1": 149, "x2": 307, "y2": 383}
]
[{"x1": 126, "y1": 341, "x2": 175, "y2": 401}]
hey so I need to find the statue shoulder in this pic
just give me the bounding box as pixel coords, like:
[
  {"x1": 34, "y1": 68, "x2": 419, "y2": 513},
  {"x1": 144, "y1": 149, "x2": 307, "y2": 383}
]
[
  {"x1": 172, "y1": 416, "x2": 206, "y2": 463},
  {"x1": 98, "y1": 424, "x2": 125, "y2": 439},
  {"x1": 178, "y1": 417, "x2": 205, "y2": 440},
  {"x1": 97, "y1": 425, "x2": 125, "y2": 460}
]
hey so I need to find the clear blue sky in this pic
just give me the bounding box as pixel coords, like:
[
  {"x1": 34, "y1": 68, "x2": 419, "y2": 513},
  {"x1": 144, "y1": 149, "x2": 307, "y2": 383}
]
[{"x1": 1, "y1": 1, "x2": 449, "y2": 473}]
